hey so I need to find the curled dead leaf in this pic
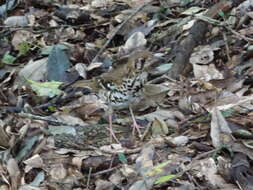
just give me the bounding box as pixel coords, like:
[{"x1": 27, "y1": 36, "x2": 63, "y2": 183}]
[{"x1": 151, "y1": 118, "x2": 168, "y2": 137}]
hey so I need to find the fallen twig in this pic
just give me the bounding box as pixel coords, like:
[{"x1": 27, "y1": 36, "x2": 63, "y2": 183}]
[{"x1": 17, "y1": 112, "x2": 83, "y2": 127}]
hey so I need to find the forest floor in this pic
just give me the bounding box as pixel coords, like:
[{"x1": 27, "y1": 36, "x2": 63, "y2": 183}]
[{"x1": 1, "y1": 0, "x2": 253, "y2": 189}]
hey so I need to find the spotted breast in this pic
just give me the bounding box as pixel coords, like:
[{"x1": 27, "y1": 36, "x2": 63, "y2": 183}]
[{"x1": 98, "y1": 71, "x2": 148, "y2": 110}]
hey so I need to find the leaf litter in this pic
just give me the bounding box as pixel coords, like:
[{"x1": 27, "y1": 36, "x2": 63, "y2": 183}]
[{"x1": 1, "y1": 0, "x2": 253, "y2": 189}]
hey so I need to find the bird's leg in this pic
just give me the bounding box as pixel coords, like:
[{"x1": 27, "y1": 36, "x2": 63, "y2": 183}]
[
  {"x1": 129, "y1": 107, "x2": 142, "y2": 137},
  {"x1": 108, "y1": 110, "x2": 120, "y2": 144}
]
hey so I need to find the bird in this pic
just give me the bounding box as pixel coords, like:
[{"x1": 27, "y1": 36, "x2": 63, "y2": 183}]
[
  {"x1": 97, "y1": 50, "x2": 152, "y2": 143},
  {"x1": 73, "y1": 50, "x2": 152, "y2": 143}
]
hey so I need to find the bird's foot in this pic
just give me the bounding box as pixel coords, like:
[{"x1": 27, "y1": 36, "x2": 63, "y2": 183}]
[
  {"x1": 131, "y1": 121, "x2": 144, "y2": 138},
  {"x1": 106, "y1": 126, "x2": 120, "y2": 144},
  {"x1": 108, "y1": 113, "x2": 120, "y2": 144},
  {"x1": 129, "y1": 107, "x2": 143, "y2": 138}
]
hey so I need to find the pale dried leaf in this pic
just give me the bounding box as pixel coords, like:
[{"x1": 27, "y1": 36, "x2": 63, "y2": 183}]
[
  {"x1": 0, "y1": 120, "x2": 10, "y2": 148},
  {"x1": 87, "y1": 61, "x2": 104, "y2": 71},
  {"x1": 100, "y1": 144, "x2": 124, "y2": 153},
  {"x1": 136, "y1": 143, "x2": 154, "y2": 176},
  {"x1": 7, "y1": 158, "x2": 20, "y2": 190},
  {"x1": 11, "y1": 30, "x2": 33, "y2": 50},
  {"x1": 17, "y1": 58, "x2": 48, "y2": 83},
  {"x1": 190, "y1": 45, "x2": 219, "y2": 65},
  {"x1": 129, "y1": 178, "x2": 155, "y2": 190},
  {"x1": 182, "y1": 20, "x2": 195, "y2": 31},
  {"x1": 120, "y1": 164, "x2": 137, "y2": 178},
  {"x1": 140, "y1": 109, "x2": 184, "y2": 123},
  {"x1": 151, "y1": 118, "x2": 168, "y2": 137},
  {"x1": 49, "y1": 164, "x2": 67, "y2": 180},
  {"x1": 75, "y1": 63, "x2": 87, "y2": 79},
  {"x1": 72, "y1": 157, "x2": 85, "y2": 170},
  {"x1": 91, "y1": 0, "x2": 113, "y2": 8},
  {"x1": 192, "y1": 64, "x2": 223, "y2": 81},
  {"x1": 24, "y1": 154, "x2": 44, "y2": 173},
  {"x1": 121, "y1": 32, "x2": 147, "y2": 54},
  {"x1": 109, "y1": 171, "x2": 123, "y2": 186},
  {"x1": 210, "y1": 107, "x2": 232, "y2": 148},
  {"x1": 7, "y1": 158, "x2": 20, "y2": 177},
  {"x1": 52, "y1": 114, "x2": 88, "y2": 126},
  {"x1": 95, "y1": 179, "x2": 113, "y2": 190},
  {"x1": 239, "y1": 26, "x2": 253, "y2": 35},
  {"x1": 4, "y1": 16, "x2": 29, "y2": 27},
  {"x1": 170, "y1": 136, "x2": 189, "y2": 146},
  {"x1": 193, "y1": 158, "x2": 237, "y2": 189},
  {"x1": 215, "y1": 95, "x2": 253, "y2": 110},
  {"x1": 61, "y1": 94, "x2": 107, "y2": 117},
  {"x1": 181, "y1": 7, "x2": 205, "y2": 15},
  {"x1": 206, "y1": 91, "x2": 240, "y2": 111}
]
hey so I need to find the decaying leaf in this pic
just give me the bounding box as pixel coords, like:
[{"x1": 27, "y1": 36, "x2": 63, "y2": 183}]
[
  {"x1": 11, "y1": 30, "x2": 33, "y2": 50},
  {"x1": 7, "y1": 158, "x2": 20, "y2": 189},
  {"x1": 27, "y1": 80, "x2": 63, "y2": 98},
  {"x1": 0, "y1": 121, "x2": 10, "y2": 148},
  {"x1": 151, "y1": 118, "x2": 168, "y2": 137},
  {"x1": 136, "y1": 143, "x2": 154, "y2": 176},
  {"x1": 139, "y1": 109, "x2": 184, "y2": 123},
  {"x1": 24, "y1": 154, "x2": 44, "y2": 173},
  {"x1": 119, "y1": 31, "x2": 147, "y2": 55},
  {"x1": 49, "y1": 164, "x2": 67, "y2": 180},
  {"x1": 168, "y1": 136, "x2": 189, "y2": 147},
  {"x1": 210, "y1": 107, "x2": 233, "y2": 148},
  {"x1": 17, "y1": 58, "x2": 48, "y2": 83},
  {"x1": 192, "y1": 158, "x2": 237, "y2": 189},
  {"x1": 2, "y1": 0, "x2": 253, "y2": 189},
  {"x1": 190, "y1": 45, "x2": 223, "y2": 81}
]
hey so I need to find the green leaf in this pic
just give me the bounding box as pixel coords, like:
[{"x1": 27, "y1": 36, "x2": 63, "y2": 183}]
[
  {"x1": 118, "y1": 153, "x2": 128, "y2": 164},
  {"x1": 218, "y1": 10, "x2": 225, "y2": 18},
  {"x1": 155, "y1": 174, "x2": 177, "y2": 184},
  {"x1": 17, "y1": 41, "x2": 32, "y2": 56},
  {"x1": 221, "y1": 109, "x2": 235, "y2": 117},
  {"x1": 145, "y1": 161, "x2": 171, "y2": 177},
  {"x1": 27, "y1": 79, "x2": 63, "y2": 98},
  {"x1": 1, "y1": 51, "x2": 16, "y2": 64},
  {"x1": 47, "y1": 105, "x2": 56, "y2": 112}
]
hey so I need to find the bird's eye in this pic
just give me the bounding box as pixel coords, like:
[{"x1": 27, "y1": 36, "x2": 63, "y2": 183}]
[{"x1": 135, "y1": 58, "x2": 145, "y2": 70}]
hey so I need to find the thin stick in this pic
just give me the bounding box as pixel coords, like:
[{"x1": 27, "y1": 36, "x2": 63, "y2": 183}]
[
  {"x1": 86, "y1": 167, "x2": 92, "y2": 190},
  {"x1": 18, "y1": 112, "x2": 83, "y2": 127},
  {"x1": 91, "y1": 166, "x2": 119, "y2": 176},
  {"x1": 222, "y1": 32, "x2": 231, "y2": 63},
  {"x1": 90, "y1": 1, "x2": 151, "y2": 64}
]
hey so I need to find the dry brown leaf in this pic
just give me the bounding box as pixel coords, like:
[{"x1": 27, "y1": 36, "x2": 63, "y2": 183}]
[
  {"x1": 0, "y1": 121, "x2": 10, "y2": 148},
  {"x1": 192, "y1": 158, "x2": 237, "y2": 189},
  {"x1": 95, "y1": 179, "x2": 113, "y2": 190},
  {"x1": 61, "y1": 94, "x2": 107, "y2": 118},
  {"x1": 151, "y1": 118, "x2": 168, "y2": 137},
  {"x1": 11, "y1": 30, "x2": 33, "y2": 50}
]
